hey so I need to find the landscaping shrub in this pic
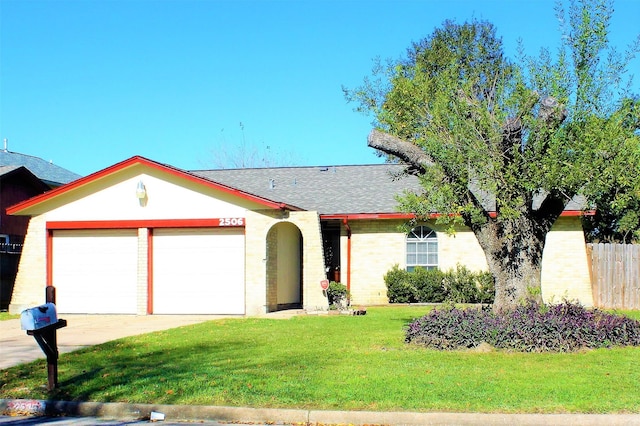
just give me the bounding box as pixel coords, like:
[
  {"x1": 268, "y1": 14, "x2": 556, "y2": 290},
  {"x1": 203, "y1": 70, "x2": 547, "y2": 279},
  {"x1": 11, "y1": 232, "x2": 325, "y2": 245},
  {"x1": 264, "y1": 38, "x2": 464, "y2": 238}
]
[
  {"x1": 326, "y1": 281, "x2": 349, "y2": 309},
  {"x1": 442, "y1": 265, "x2": 478, "y2": 303},
  {"x1": 413, "y1": 267, "x2": 446, "y2": 303},
  {"x1": 405, "y1": 299, "x2": 640, "y2": 352},
  {"x1": 384, "y1": 264, "x2": 494, "y2": 304},
  {"x1": 384, "y1": 266, "x2": 418, "y2": 303}
]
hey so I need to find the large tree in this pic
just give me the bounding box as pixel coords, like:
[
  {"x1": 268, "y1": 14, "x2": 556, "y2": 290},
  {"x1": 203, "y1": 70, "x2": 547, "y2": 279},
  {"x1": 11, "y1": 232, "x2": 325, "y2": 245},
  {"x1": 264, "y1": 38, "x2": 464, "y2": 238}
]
[{"x1": 345, "y1": 0, "x2": 640, "y2": 311}]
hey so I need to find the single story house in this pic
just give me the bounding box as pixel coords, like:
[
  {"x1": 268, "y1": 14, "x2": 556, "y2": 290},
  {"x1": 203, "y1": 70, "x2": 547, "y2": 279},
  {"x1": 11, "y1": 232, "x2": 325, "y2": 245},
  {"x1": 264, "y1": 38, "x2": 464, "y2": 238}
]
[{"x1": 7, "y1": 156, "x2": 593, "y2": 315}]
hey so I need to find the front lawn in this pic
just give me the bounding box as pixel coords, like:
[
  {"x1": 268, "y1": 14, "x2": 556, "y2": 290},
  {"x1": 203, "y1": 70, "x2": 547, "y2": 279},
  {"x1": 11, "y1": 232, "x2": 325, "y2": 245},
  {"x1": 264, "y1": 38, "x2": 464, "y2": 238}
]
[{"x1": 1, "y1": 306, "x2": 639, "y2": 413}]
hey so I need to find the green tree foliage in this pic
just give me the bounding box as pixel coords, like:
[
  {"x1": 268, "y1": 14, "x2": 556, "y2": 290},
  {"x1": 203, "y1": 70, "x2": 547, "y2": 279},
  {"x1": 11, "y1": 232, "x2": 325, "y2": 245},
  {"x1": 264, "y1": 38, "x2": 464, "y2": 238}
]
[
  {"x1": 580, "y1": 98, "x2": 640, "y2": 243},
  {"x1": 345, "y1": 0, "x2": 639, "y2": 311},
  {"x1": 532, "y1": 1, "x2": 640, "y2": 244}
]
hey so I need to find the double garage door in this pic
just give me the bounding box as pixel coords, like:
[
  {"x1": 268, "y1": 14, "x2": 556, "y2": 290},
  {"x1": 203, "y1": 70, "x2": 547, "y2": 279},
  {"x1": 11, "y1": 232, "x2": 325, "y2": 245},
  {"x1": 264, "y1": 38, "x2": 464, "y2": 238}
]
[{"x1": 51, "y1": 228, "x2": 245, "y2": 315}]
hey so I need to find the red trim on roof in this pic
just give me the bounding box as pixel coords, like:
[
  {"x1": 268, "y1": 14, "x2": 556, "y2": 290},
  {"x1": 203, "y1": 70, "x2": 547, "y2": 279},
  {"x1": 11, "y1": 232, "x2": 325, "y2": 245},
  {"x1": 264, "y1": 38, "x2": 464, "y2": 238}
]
[
  {"x1": 560, "y1": 209, "x2": 596, "y2": 217},
  {"x1": 321, "y1": 213, "x2": 417, "y2": 220},
  {"x1": 321, "y1": 209, "x2": 594, "y2": 221},
  {"x1": 7, "y1": 156, "x2": 300, "y2": 215},
  {"x1": 46, "y1": 218, "x2": 246, "y2": 230}
]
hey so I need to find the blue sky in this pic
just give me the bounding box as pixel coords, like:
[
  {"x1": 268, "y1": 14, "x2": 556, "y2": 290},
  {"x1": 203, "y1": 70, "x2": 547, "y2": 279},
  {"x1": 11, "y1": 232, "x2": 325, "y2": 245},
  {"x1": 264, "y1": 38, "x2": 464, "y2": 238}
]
[{"x1": 1, "y1": 0, "x2": 638, "y2": 176}]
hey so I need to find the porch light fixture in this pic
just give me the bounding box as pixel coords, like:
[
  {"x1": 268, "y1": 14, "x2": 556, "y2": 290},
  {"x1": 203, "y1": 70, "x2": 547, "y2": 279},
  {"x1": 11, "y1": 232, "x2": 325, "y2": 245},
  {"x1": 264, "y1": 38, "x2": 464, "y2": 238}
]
[{"x1": 135, "y1": 180, "x2": 147, "y2": 200}]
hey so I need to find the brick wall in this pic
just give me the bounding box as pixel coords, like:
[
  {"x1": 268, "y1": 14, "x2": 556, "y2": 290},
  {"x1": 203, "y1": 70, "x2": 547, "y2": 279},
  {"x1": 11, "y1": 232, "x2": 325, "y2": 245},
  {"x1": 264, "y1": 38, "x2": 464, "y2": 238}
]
[
  {"x1": 9, "y1": 208, "x2": 592, "y2": 315},
  {"x1": 244, "y1": 210, "x2": 328, "y2": 315},
  {"x1": 342, "y1": 217, "x2": 592, "y2": 307},
  {"x1": 9, "y1": 215, "x2": 47, "y2": 314},
  {"x1": 344, "y1": 220, "x2": 404, "y2": 305},
  {"x1": 343, "y1": 220, "x2": 488, "y2": 305},
  {"x1": 541, "y1": 216, "x2": 593, "y2": 306},
  {"x1": 136, "y1": 228, "x2": 149, "y2": 315}
]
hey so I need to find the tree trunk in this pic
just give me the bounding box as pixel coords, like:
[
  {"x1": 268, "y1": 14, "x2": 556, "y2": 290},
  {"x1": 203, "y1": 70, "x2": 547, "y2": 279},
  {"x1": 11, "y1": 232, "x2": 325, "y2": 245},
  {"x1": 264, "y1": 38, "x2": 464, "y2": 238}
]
[{"x1": 472, "y1": 215, "x2": 546, "y2": 312}]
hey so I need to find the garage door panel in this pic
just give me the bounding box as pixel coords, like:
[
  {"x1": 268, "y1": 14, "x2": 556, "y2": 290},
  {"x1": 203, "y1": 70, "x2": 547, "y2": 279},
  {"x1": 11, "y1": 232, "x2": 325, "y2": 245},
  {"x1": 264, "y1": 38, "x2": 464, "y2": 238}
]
[
  {"x1": 52, "y1": 230, "x2": 138, "y2": 314},
  {"x1": 153, "y1": 228, "x2": 245, "y2": 314}
]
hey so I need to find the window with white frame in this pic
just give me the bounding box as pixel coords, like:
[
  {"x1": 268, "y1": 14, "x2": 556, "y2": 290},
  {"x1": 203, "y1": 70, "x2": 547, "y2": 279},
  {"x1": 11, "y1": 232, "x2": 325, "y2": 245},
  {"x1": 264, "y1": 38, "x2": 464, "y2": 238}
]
[{"x1": 406, "y1": 226, "x2": 438, "y2": 271}]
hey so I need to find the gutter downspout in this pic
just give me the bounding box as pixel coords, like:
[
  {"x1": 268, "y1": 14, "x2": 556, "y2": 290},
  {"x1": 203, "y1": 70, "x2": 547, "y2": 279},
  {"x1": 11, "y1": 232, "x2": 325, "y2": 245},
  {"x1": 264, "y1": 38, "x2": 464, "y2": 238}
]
[{"x1": 343, "y1": 217, "x2": 352, "y2": 303}]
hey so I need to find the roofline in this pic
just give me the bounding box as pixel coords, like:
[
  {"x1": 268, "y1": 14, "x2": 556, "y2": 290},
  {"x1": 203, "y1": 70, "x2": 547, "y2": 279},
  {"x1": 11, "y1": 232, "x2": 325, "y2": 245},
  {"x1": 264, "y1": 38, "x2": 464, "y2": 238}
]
[
  {"x1": 320, "y1": 210, "x2": 595, "y2": 221},
  {"x1": 190, "y1": 162, "x2": 394, "y2": 173},
  {"x1": 321, "y1": 213, "x2": 416, "y2": 220},
  {"x1": 7, "y1": 156, "x2": 302, "y2": 215},
  {"x1": 0, "y1": 165, "x2": 51, "y2": 192}
]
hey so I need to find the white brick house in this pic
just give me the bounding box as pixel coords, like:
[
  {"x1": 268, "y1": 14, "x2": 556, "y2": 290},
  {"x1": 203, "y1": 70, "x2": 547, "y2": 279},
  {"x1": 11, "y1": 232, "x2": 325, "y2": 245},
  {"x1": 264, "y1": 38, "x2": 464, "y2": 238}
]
[{"x1": 8, "y1": 156, "x2": 593, "y2": 315}]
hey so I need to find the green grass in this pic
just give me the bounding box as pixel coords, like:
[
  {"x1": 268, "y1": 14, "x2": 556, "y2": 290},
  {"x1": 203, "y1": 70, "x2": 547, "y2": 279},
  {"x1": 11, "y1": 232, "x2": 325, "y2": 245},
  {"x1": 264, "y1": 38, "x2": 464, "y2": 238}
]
[
  {"x1": 0, "y1": 312, "x2": 18, "y2": 321},
  {"x1": 1, "y1": 306, "x2": 639, "y2": 413},
  {"x1": 611, "y1": 309, "x2": 640, "y2": 321}
]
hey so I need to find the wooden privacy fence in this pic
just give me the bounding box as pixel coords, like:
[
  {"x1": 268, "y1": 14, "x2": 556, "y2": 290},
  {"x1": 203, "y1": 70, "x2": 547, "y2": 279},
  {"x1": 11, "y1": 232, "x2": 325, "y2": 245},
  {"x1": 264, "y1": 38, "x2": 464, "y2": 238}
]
[{"x1": 587, "y1": 243, "x2": 640, "y2": 310}]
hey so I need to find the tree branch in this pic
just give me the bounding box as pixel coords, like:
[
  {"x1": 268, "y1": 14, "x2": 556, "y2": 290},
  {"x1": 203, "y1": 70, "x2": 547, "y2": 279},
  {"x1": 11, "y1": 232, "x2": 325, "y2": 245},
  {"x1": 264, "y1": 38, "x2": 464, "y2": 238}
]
[
  {"x1": 536, "y1": 191, "x2": 568, "y2": 218},
  {"x1": 368, "y1": 129, "x2": 492, "y2": 222},
  {"x1": 367, "y1": 130, "x2": 433, "y2": 173},
  {"x1": 538, "y1": 96, "x2": 567, "y2": 126}
]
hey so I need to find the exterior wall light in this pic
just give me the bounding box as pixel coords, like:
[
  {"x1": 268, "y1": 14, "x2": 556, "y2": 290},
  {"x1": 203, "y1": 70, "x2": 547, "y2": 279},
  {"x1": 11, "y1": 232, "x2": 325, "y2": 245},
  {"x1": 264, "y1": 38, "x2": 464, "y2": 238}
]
[{"x1": 136, "y1": 180, "x2": 147, "y2": 200}]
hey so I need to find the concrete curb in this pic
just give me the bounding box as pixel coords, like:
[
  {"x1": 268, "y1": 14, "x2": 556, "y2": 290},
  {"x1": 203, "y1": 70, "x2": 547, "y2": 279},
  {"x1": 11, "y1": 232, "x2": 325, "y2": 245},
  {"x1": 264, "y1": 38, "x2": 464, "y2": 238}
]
[{"x1": 2, "y1": 399, "x2": 640, "y2": 425}]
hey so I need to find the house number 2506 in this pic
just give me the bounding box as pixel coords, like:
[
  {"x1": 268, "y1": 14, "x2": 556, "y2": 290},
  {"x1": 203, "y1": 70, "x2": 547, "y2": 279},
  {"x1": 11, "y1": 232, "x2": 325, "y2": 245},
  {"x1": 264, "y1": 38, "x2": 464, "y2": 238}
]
[{"x1": 218, "y1": 217, "x2": 244, "y2": 226}]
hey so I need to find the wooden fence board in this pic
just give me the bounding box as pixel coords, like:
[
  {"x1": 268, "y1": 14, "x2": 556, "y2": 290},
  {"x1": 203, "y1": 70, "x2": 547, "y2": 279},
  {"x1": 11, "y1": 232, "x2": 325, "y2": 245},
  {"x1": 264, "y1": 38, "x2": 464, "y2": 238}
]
[{"x1": 588, "y1": 243, "x2": 640, "y2": 310}]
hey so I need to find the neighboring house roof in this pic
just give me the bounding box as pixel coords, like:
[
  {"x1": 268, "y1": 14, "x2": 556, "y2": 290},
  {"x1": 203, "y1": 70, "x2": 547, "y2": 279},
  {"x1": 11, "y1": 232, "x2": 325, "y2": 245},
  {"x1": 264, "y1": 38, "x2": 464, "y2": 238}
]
[
  {"x1": 0, "y1": 150, "x2": 81, "y2": 186},
  {"x1": 194, "y1": 164, "x2": 588, "y2": 216},
  {"x1": 194, "y1": 164, "x2": 423, "y2": 215},
  {"x1": 0, "y1": 165, "x2": 23, "y2": 176},
  {"x1": 0, "y1": 165, "x2": 51, "y2": 190}
]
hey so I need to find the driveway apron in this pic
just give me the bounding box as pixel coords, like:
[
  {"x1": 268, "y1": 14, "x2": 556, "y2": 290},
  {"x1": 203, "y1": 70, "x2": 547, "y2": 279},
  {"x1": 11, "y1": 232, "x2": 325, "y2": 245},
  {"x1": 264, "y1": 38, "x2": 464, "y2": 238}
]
[{"x1": 0, "y1": 315, "x2": 225, "y2": 370}]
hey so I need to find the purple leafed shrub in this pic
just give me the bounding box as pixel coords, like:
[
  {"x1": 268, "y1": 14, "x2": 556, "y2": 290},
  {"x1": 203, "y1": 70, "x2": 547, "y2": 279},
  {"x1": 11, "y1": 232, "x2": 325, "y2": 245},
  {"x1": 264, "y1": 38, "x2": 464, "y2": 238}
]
[{"x1": 405, "y1": 300, "x2": 640, "y2": 352}]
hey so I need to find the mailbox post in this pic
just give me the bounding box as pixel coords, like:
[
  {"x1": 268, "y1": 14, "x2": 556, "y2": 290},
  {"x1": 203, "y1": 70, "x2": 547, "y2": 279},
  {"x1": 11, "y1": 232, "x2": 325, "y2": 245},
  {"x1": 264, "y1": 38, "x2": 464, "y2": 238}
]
[{"x1": 21, "y1": 287, "x2": 67, "y2": 391}]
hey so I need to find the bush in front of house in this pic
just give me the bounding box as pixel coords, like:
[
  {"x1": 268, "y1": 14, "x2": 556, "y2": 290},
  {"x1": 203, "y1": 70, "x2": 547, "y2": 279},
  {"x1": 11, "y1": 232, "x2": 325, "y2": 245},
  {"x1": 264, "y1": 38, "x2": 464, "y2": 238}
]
[
  {"x1": 442, "y1": 264, "x2": 495, "y2": 304},
  {"x1": 327, "y1": 281, "x2": 349, "y2": 309},
  {"x1": 384, "y1": 265, "x2": 419, "y2": 303},
  {"x1": 412, "y1": 266, "x2": 447, "y2": 303},
  {"x1": 384, "y1": 264, "x2": 494, "y2": 304},
  {"x1": 405, "y1": 299, "x2": 640, "y2": 352}
]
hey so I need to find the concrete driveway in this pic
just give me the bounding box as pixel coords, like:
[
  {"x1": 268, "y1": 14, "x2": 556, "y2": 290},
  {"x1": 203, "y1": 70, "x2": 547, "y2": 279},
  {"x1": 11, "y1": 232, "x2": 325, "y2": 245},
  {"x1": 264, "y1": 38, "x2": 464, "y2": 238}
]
[{"x1": 0, "y1": 314, "x2": 230, "y2": 370}]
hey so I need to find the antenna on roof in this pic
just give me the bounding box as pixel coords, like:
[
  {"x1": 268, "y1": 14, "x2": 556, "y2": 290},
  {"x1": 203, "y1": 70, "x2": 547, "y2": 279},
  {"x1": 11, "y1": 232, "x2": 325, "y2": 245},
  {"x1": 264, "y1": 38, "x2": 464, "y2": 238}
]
[{"x1": 3, "y1": 138, "x2": 7, "y2": 152}]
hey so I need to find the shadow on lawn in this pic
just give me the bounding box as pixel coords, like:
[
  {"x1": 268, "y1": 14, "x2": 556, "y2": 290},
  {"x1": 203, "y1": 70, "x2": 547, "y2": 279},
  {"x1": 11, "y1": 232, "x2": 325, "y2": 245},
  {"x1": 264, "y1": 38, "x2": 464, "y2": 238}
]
[
  {"x1": 53, "y1": 340, "x2": 247, "y2": 400},
  {"x1": 3, "y1": 311, "x2": 430, "y2": 404},
  {"x1": 46, "y1": 331, "x2": 334, "y2": 405},
  {"x1": 390, "y1": 314, "x2": 430, "y2": 329}
]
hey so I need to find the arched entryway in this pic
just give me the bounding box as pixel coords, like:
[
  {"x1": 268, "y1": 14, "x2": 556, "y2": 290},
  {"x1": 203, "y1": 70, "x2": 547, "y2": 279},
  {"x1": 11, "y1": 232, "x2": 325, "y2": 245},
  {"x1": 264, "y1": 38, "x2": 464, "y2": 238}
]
[{"x1": 265, "y1": 222, "x2": 303, "y2": 312}]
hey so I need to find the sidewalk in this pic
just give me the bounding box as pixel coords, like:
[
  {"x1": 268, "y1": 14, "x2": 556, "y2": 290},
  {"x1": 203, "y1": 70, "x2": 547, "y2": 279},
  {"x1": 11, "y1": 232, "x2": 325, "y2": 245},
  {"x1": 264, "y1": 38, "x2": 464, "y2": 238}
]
[{"x1": 2, "y1": 399, "x2": 640, "y2": 425}]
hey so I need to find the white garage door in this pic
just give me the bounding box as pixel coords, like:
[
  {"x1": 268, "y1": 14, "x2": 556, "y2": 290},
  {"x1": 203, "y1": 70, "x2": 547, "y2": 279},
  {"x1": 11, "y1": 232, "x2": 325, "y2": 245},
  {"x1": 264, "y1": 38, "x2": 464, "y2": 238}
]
[
  {"x1": 52, "y1": 229, "x2": 138, "y2": 314},
  {"x1": 152, "y1": 228, "x2": 245, "y2": 314}
]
